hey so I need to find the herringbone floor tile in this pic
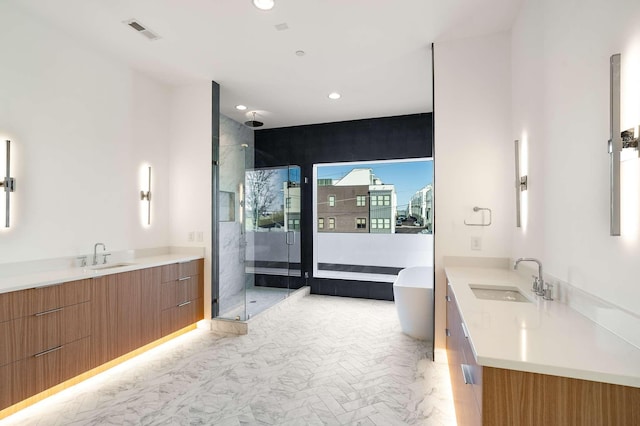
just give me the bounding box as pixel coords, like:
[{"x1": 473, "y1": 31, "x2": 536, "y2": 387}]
[{"x1": 2, "y1": 295, "x2": 456, "y2": 425}]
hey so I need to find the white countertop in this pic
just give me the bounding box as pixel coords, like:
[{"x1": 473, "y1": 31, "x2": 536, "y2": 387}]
[
  {"x1": 445, "y1": 266, "x2": 640, "y2": 388},
  {"x1": 0, "y1": 253, "x2": 204, "y2": 294}
]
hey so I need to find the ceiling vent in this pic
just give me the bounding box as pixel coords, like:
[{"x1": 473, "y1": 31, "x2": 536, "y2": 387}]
[{"x1": 123, "y1": 19, "x2": 161, "y2": 41}]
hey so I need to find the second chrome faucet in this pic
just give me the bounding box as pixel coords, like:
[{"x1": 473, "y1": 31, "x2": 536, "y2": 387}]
[
  {"x1": 93, "y1": 242, "x2": 106, "y2": 266},
  {"x1": 513, "y1": 257, "x2": 553, "y2": 300}
]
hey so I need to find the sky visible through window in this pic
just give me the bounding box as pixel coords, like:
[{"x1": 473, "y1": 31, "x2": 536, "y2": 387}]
[{"x1": 316, "y1": 159, "x2": 433, "y2": 212}]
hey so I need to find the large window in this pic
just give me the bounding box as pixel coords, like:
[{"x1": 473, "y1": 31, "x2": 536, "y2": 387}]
[{"x1": 313, "y1": 158, "x2": 433, "y2": 283}]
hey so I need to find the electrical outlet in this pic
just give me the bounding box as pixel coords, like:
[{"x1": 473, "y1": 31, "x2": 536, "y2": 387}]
[
  {"x1": 471, "y1": 236, "x2": 482, "y2": 251},
  {"x1": 188, "y1": 231, "x2": 195, "y2": 242},
  {"x1": 197, "y1": 231, "x2": 204, "y2": 242}
]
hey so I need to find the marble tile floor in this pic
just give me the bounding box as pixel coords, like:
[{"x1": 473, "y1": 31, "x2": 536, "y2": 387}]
[{"x1": 2, "y1": 295, "x2": 456, "y2": 426}]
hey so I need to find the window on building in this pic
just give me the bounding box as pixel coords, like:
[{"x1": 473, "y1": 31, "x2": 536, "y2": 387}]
[
  {"x1": 371, "y1": 218, "x2": 378, "y2": 229},
  {"x1": 356, "y1": 218, "x2": 366, "y2": 229},
  {"x1": 318, "y1": 218, "x2": 324, "y2": 229},
  {"x1": 288, "y1": 219, "x2": 300, "y2": 230},
  {"x1": 384, "y1": 218, "x2": 390, "y2": 228},
  {"x1": 286, "y1": 197, "x2": 291, "y2": 208},
  {"x1": 383, "y1": 195, "x2": 391, "y2": 206},
  {"x1": 328, "y1": 195, "x2": 336, "y2": 207},
  {"x1": 356, "y1": 195, "x2": 366, "y2": 207},
  {"x1": 329, "y1": 218, "x2": 335, "y2": 229}
]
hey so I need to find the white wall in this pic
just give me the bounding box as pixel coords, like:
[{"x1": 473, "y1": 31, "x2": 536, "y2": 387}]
[
  {"x1": 511, "y1": 0, "x2": 640, "y2": 315},
  {"x1": 0, "y1": 2, "x2": 171, "y2": 262},
  {"x1": 433, "y1": 32, "x2": 513, "y2": 352},
  {"x1": 168, "y1": 84, "x2": 212, "y2": 318}
]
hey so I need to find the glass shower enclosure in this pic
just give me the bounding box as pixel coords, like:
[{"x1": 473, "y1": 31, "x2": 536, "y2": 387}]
[{"x1": 216, "y1": 143, "x2": 300, "y2": 321}]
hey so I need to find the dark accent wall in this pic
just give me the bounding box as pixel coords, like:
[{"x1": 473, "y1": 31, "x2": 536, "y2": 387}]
[{"x1": 254, "y1": 113, "x2": 433, "y2": 300}]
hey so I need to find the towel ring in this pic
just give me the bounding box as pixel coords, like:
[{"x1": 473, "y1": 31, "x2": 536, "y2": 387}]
[{"x1": 464, "y1": 206, "x2": 492, "y2": 226}]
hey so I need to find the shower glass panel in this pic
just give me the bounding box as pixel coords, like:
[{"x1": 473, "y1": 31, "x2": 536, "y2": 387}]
[
  {"x1": 217, "y1": 148, "x2": 301, "y2": 321},
  {"x1": 217, "y1": 144, "x2": 253, "y2": 321},
  {"x1": 244, "y1": 166, "x2": 301, "y2": 319}
]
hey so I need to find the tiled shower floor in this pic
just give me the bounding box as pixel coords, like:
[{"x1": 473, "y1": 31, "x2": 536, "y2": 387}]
[
  {"x1": 2, "y1": 295, "x2": 456, "y2": 425},
  {"x1": 219, "y1": 285, "x2": 290, "y2": 320}
]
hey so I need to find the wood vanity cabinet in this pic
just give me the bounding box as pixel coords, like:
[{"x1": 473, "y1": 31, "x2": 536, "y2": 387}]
[
  {"x1": 446, "y1": 281, "x2": 640, "y2": 426},
  {"x1": 1, "y1": 259, "x2": 204, "y2": 414},
  {"x1": 0, "y1": 279, "x2": 92, "y2": 411},
  {"x1": 160, "y1": 260, "x2": 204, "y2": 336}
]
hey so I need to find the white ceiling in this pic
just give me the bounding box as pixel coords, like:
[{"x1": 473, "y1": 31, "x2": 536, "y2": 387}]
[{"x1": 10, "y1": 0, "x2": 522, "y2": 129}]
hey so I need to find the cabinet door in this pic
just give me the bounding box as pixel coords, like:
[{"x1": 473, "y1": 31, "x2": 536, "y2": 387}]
[
  {"x1": 116, "y1": 270, "x2": 142, "y2": 357},
  {"x1": 139, "y1": 267, "x2": 162, "y2": 346},
  {"x1": 91, "y1": 275, "x2": 118, "y2": 367}
]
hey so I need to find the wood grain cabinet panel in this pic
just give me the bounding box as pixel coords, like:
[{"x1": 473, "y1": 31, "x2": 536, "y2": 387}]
[
  {"x1": 178, "y1": 260, "x2": 202, "y2": 279},
  {"x1": 0, "y1": 290, "x2": 28, "y2": 323},
  {"x1": 139, "y1": 267, "x2": 162, "y2": 346},
  {"x1": 91, "y1": 274, "x2": 118, "y2": 367},
  {"x1": 28, "y1": 279, "x2": 91, "y2": 316},
  {"x1": 161, "y1": 264, "x2": 178, "y2": 283},
  {"x1": 116, "y1": 270, "x2": 143, "y2": 357}
]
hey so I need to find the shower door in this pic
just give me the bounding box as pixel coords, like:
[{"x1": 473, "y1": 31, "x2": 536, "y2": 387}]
[{"x1": 243, "y1": 166, "x2": 301, "y2": 318}]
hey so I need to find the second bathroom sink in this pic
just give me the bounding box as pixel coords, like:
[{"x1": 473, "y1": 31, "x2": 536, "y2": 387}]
[
  {"x1": 89, "y1": 262, "x2": 136, "y2": 271},
  {"x1": 469, "y1": 284, "x2": 531, "y2": 303}
]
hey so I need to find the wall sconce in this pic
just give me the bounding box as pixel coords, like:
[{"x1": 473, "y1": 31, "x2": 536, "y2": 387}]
[
  {"x1": 140, "y1": 166, "x2": 151, "y2": 226},
  {"x1": 0, "y1": 140, "x2": 16, "y2": 228},
  {"x1": 608, "y1": 53, "x2": 639, "y2": 236},
  {"x1": 514, "y1": 139, "x2": 528, "y2": 228}
]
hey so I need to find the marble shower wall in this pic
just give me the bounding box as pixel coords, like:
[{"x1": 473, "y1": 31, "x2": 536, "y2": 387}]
[{"x1": 218, "y1": 114, "x2": 254, "y2": 317}]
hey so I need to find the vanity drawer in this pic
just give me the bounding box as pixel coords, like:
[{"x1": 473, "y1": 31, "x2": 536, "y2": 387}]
[
  {"x1": 0, "y1": 336, "x2": 91, "y2": 411},
  {"x1": 0, "y1": 301, "x2": 91, "y2": 366},
  {"x1": 161, "y1": 298, "x2": 201, "y2": 336},
  {"x1": 27, "y1": 279, "x2": 91, "y2": 316},
  {"x1": 178, "y1": 260, "x2": 202, "y2": 278},
  {"x1": 161, "y1": 275, "x2": 201, "y2": 310}
]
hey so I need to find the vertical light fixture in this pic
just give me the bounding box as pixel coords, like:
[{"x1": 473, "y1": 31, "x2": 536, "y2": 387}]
[
  {"x1": 609, "y1": 54, "x2": 623, "y2": 236},
  {"x1": 608, "y1": 53, "x2": 640, "y2": 236},
  {"x1": 514, "y1": 139, "x2": 528, "y2": 228},
  {"x1": 0, "y1": 140, "x2": 16, "y2": 228},
  {"x1": 140, "y1": 165, "x2": 151, "y2": 226}
]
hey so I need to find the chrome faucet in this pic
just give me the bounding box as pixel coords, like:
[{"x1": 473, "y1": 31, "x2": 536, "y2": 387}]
[
  {"x1": 513, "y1": 257, "x2": 546, "y2": 297},
  {"x1": 93, "y1": 243, "x2": 106, "y2": 266}
]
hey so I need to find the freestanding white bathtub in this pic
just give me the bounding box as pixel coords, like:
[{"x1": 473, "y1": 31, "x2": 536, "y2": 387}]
[{"x1": 393, "y1": 266, "x2": 434, "y2": 340}]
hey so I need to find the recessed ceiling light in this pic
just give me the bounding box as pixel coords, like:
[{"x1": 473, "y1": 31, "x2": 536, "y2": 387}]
[
  {"x1": 236, "y1": 105, "x2": 248, "y2": 111},
  {"x1": 253, "y1": 0, "x2": 275, "y2": 11},
  {"x1": 328, "y1": 92, "x2": 341, "y2": 100},
  {"x1": 295, "y1": 50, "x2": 305, "y2": 57}
]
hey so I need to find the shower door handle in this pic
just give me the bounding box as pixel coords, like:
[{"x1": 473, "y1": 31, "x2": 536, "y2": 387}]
[{"x1": 285, "y1": 231, "x2": 295, "y2": 245}]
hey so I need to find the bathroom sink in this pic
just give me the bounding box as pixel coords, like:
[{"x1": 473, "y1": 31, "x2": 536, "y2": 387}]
[
  {"x1": 89, "y1": 262, "x2": 136, "y2": 270},
  {"x1": 469, "y1": 284, "x2": 531, "y2": 303}
]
